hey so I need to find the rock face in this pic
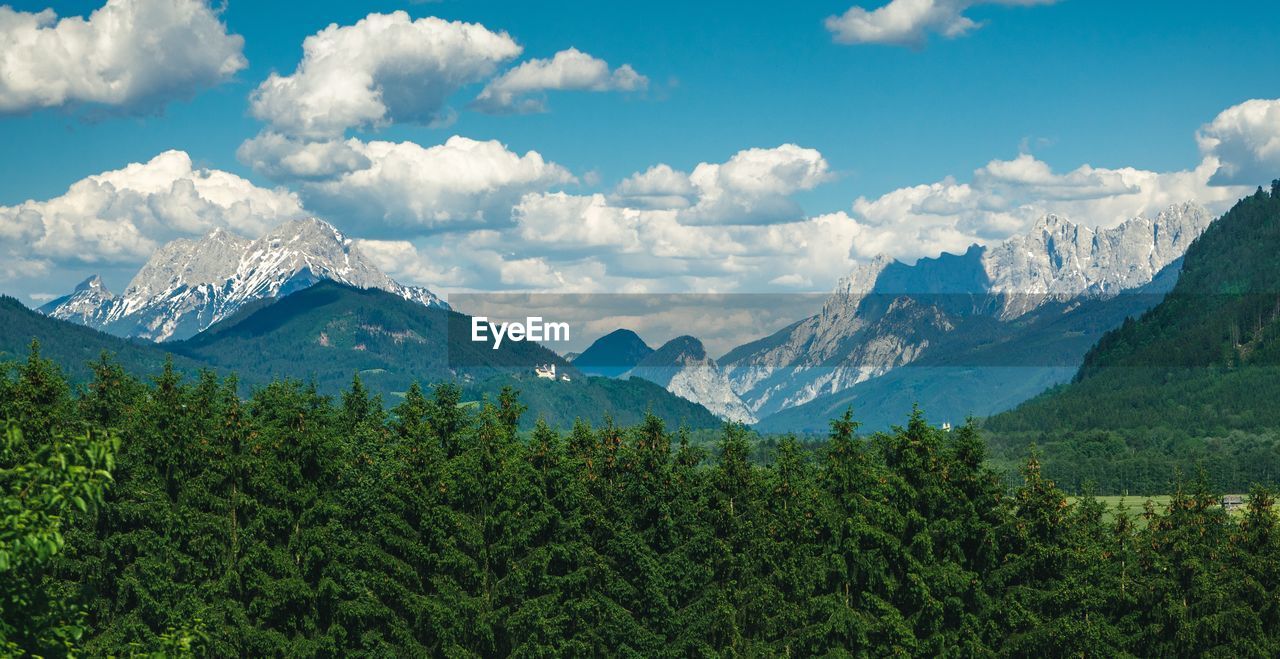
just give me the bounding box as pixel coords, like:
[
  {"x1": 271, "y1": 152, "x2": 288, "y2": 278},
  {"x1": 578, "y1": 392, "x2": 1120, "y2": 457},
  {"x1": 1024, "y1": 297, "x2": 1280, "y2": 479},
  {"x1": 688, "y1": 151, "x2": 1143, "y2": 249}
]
[
  {"x1": 984, "y1": 202, "x2": 1212, "y2": 317},
  {"x1": 721, "y1": 202, "x2": 1213, "y2": 418},
  {"x1": 627, "y1": 336, "x2": 757, "y2": 424},
  {"x1": 571, "y1": 329, "x2": 654, "y2": 378},
  {"x1": 40, "y1": 218, "x2": 446, "y2": 341}
]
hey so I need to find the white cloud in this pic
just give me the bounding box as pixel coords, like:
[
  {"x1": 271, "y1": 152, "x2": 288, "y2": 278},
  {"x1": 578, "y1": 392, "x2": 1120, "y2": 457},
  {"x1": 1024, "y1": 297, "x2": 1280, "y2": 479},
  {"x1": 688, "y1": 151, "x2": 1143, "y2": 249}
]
[
  {"x1": 472, "y1": 47, "x2": 648, "y2": 114},
  {"x1": 1198, "y1": 98, "x2": 1280, "y2": 186},
  {"x1": 250, "y1": 12, "x2": 521, "y2": 137},
  {"x1": 681, "y1": 144, "x2": 831, "y2": 225},
  {"x1": 419, "y1": 143, "x2": 1247, "y2": 296},
  {"x1": 0, "y1": 151, "x2": 305, "y2": 267},
  {"x1": 825, "y1": 0, "x2": 1057, "y2": 47},
  {"x1": 0, "y1": 0, "x2": 245, "y2": 114},
  {"x1": 300, "y1": 136, "x2": 575, "y2": 233},
  {"x1": 353, "y1": 238, "x2": 467, "y2": 287},
  {"x1": 344, "y1": 143, "x2": 853, "y2": 294},
  {"x1": 417, "y1": 189, "x2": 864, "y2": 292},
  {"x1": 237, "y1": 132, "x2": 371, "y2": 180},
  {"x1": 612, "y1": 164, "x2": 696, "y2": 210},
  {"x1": 514, "y1": 193, "x2": 641, "y2": 248}
]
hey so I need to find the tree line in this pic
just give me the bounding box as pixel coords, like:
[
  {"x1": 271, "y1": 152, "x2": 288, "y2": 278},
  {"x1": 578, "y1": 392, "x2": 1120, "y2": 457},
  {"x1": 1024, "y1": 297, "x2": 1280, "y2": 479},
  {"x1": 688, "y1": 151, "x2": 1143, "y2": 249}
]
[{"x1": 4, "y1": 343, "x2": 1280, "y2": 656}]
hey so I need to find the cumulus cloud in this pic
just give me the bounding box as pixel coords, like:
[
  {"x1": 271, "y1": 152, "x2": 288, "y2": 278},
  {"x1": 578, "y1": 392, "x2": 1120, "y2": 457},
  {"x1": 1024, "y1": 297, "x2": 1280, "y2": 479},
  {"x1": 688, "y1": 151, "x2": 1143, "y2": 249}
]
[
  {"x1": 370, "y1": 192, "x2": 870, "y2": 296},
  {"x1": 612, "y1": 164, "x2": 697, "y2": 210},
  {"x1": 1198, "y1": 98, "x2": 1280, "y2": 186},
  {"x1": 0, "y1": 0, "x2": 246, "y2": 114},
  {"x1": 825, "y1": 0, "x2": 1057, "y2": 47},
  {"x1": 300, "y1": 136, "x2": 575, "y2": 234},
  {"x1": 472, "y1": 47, "x2": 648, "y2": 114},
  {"x1": 237, "y1": 132, "x2": 371, "y2": 180},
  {"x1": 0, "y1": 151, "x2": 305, "y2": 268},
  {"x1": 681, "y1": 144, "x2": 832, "y2": 225},
  {"x1": 846, "y1": 154, "x2": 1247, "y2": 261},
  {"x1": 334, "y1": 144, "x2": 847, "y2": 294},
  {"x1": 250, "y1": 12, "x2": 521, "y2": 137},
  {"x1": 353, "y1": 238, "x2": 467, "y2": 287}
]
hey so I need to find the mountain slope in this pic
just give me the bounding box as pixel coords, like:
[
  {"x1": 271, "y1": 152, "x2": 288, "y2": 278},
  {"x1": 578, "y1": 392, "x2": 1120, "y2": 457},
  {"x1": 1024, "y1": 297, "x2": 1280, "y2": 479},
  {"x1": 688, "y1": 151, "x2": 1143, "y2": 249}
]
[
  {"x1": 627, "y1": 336, "x2": 756, "y2": 423},
  {"x1": 1, "y1": 295, "x2": 202, "y2": 382},
  {"x1": 721, "y1": 202, "x2": 1212, "y2": 417},
  {"x1": 41, "y1": 218, "x2": 445, "y2": 342},
  {"x1": 171, "y1": 281, "x2": 723, "y2": 430},
  {"x1": 571, "y1": 329, "x2": 654, "y2": 377},
  {"x1": 988, "y1": 185, "x2": 1280, "y2": 437}
]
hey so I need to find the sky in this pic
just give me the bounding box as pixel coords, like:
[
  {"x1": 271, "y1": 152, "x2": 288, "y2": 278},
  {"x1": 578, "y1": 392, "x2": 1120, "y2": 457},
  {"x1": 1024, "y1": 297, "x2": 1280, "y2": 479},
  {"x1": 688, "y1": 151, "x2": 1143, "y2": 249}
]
[{"x1": 2, "y1": 0, "x2": 1280, "y2": 308}]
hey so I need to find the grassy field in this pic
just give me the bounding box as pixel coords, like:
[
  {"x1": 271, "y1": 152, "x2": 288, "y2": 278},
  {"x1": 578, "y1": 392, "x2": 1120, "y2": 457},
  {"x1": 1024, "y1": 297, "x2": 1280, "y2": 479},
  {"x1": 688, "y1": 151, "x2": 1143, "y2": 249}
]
[{"x1": 1068, "y1": 494, "x2": 1249, "y2": 525}]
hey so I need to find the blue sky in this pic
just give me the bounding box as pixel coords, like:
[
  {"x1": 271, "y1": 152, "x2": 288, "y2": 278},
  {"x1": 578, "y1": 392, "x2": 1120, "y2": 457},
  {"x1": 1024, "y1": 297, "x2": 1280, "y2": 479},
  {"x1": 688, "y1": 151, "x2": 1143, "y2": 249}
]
[{"x1": 2, "y1": 0, "x2": 1279, "y2": 303}]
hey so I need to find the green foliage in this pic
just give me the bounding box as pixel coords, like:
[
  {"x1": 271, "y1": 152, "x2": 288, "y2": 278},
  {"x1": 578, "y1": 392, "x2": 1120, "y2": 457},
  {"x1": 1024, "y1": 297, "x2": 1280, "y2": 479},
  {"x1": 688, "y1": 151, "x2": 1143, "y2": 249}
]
[
  {"x1": 1, "y1": 420, "x2": 117, "y2": 655},
  {"x1": 5, "y1": 354, "x2": 1280, "y2": 655}
]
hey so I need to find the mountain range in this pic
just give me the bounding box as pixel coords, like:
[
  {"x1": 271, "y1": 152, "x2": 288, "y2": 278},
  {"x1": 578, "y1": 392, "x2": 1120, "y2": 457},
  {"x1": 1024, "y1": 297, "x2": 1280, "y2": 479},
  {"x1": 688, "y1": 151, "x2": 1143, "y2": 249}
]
[
  {"x1": 721, "y1": 201, "x2": 1212, "y2": 425},
  {"x1": 40, "y1": 218, "x2": 445, "y2": 342}
]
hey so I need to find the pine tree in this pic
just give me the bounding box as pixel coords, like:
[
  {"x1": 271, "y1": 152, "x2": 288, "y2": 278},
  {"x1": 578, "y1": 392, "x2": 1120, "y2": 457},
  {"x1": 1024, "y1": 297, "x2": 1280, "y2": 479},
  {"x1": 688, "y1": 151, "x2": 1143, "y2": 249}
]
[{"x1": 1135, "y1": 475, "x2": 1265, "y2": 656}]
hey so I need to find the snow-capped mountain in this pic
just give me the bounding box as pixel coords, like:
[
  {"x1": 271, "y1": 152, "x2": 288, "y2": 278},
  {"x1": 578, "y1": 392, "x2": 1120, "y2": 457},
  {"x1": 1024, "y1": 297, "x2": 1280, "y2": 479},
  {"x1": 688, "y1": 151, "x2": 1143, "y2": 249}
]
[
  {"x1": 626, "y1": 336, "x2": 756, "y2": 424},
  {"x1": 40, "y1": 218, "x2": 446, "y2": 341},
  {"x1": 721, "y1": 201, "x2": 1213, "y2": 418}
]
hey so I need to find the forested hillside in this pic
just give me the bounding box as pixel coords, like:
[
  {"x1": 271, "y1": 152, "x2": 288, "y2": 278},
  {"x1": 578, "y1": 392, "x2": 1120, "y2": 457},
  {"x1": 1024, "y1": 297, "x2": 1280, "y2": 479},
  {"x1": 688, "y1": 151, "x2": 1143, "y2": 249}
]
[
  {"x1": 5, "y1": 347, "x2": 1280, "y2": 656},
  {"x1": 986, "y1": 183, "x2": 1280, "y2": 492},
  {"x1": 0, "y1": 296, "x2": 204, "y2": 382}
]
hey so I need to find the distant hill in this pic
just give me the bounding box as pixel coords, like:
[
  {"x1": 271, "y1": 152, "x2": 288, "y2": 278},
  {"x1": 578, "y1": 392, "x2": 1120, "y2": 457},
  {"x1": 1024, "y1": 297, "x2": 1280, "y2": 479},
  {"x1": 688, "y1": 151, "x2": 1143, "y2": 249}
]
[
  {"x1": 169, "y1": 281, "x2": 723, "y2": 430},
  {"x1": 571, "y1": 329, "x2": 653, "y2": 377},
  {"x1": 0, "y1": 295, "x2": 202, "y2": 382},
  {"x1": 461, "y1": 372, "x2": 723, "y2": 431}
]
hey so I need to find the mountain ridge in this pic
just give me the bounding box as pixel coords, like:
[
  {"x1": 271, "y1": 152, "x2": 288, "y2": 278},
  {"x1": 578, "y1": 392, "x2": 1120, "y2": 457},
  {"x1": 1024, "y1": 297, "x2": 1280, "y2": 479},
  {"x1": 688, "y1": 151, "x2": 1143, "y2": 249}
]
[{"x1": 169, "y1": 281, "x2": 724, "y2": 430}]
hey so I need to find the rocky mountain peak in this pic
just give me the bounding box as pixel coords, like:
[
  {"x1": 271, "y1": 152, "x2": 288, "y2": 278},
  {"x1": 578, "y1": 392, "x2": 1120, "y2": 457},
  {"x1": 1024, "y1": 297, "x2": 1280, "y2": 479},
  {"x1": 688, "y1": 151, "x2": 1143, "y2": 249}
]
[
  {"x1": 652, "y1": 335, "x2": 708, "y2": 363},
  {"x1": 74, "y1": 275, "x2": 107, "y2": 293}
]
